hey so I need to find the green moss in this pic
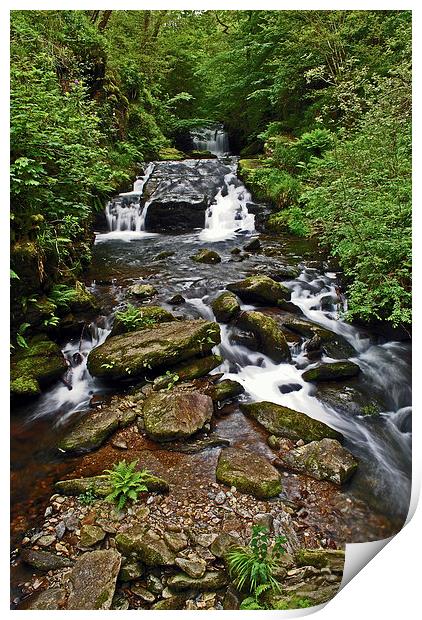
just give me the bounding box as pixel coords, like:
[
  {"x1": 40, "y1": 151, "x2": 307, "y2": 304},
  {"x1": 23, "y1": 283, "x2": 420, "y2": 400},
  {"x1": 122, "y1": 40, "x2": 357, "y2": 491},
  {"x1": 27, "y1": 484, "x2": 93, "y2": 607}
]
[
  {"x1": 191, "y1": 249, "x2": 221, "y2": 264},
  {"x1": 158, "y1": 147, "x2": 186, "y2": 161},
  {"x1": 11, "y1": 336, "x2": 67, "y2": 399},
  {"x1": 10, "y1": 375, "x2": 41, "y2": 398},
  {"x1": 211, "y1": 292, "x2": 240, "y2": 323},
  {"x1": 236, "y1": 310, "x2": 291, "y2": 362},
  {"x1": 302, "y1": 361, "x2": 360, "y2": 382},
  {"x1": 227, "y1": 275, "x2": 290, "y2": 306}
]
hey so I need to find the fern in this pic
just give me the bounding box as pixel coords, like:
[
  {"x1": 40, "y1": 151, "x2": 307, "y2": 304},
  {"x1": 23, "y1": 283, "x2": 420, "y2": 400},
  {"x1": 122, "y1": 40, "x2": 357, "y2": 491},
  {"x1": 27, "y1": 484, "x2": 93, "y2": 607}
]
[{"x1": 104, "y1": 459, "x2": 151, "y2": 511}]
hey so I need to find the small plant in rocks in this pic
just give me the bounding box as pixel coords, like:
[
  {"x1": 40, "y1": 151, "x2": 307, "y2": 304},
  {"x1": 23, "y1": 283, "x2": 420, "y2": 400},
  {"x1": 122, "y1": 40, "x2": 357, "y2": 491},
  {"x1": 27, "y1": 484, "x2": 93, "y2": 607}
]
[
  {"x1": 104, "y1": 459, "x2": 151, "y2": 511},
  {"x1": 115, "y1": 304, "x2": 157, "y2": 332},
  {"x1": 227, "y1": 525, "x2": 287, "y2": 605},
  {"x1": 78, "y1": 487, "x2": 98, "y2": 505}
]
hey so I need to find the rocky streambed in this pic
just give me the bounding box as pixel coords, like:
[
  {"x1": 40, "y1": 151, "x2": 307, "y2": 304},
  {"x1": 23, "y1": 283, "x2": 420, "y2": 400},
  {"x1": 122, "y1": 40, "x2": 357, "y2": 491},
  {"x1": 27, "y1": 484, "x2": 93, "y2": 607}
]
[{"x1": 10, "y1": 156, "x2": 411, "y2": 610}]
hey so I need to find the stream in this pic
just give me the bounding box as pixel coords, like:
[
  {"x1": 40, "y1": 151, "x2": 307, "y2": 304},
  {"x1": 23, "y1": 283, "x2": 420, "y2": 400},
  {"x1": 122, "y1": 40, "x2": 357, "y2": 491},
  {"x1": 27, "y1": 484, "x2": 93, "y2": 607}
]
[{"x1": 11, "y1": 132, "x2": 412, "y2": 587}]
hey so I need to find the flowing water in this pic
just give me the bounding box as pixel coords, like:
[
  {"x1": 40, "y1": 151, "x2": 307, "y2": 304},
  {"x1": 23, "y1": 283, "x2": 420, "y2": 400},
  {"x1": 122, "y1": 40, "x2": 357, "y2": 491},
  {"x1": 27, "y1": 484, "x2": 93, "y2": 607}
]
[{"x1": 11, "y1": 146, "x2": 412, "y2": 561}]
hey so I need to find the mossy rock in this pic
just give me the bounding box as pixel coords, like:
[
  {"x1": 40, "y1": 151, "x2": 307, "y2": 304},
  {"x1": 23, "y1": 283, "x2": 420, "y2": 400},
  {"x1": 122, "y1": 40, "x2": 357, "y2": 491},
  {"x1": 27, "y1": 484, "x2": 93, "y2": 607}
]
[
  {"x1": 11, "y1": 336, "x2": 67, "y2": 400},
  {"x1": 205, "y1": 379, "x2": 245, "y2": 402},
  {"x1": 279, "y1": 316, "x2": 356, "y2": 359},
  {"x1": 281, "y1": 438, "x2": 358, "y2": 485},
  {"x1": 87, "y1": 319, "x2": 221, "y2": 381},
  {"x1": 58, "y1": 397, "x2": 141, "y2": 453},
  {"x1": 116, "y1": 528, "x2": 176, "y2": 566},
  {"x1": 55, "y1": 472, "x2": 169, "y2": 496},
  {"x1": 68, "y1": 282, "x2": 100, "y2": 313},
  {"x1": 128, "y1": 284, "x2": 158, "y2": 300},
  {"x1": 295, "y1": 548, "x2": 345, "y2": 572},
  {"x1": 167, "y1": 570, "x2": 227, "y2": 592},
  {"x1": 153, "y1": 354, "x2": 223, "y2": 389},
  {"x1": 188, "y1": 150, "x2": 217, "y2": 159},
  {"x1": 216, "y1": 447, "x2": 282, "y2": 499},
  {"x1": 227, "y1": 275, "x2": 290, "y2": 307},
  {"x1": 191, "y1": 249, "x2": 221, "y2": 264},
  {"x1": 111, "y1": 306, "x2": 175, "y2": 337},
  {"x1": 236, "y1": 310, "x2": 291, "y2": 362},
  {"x1": 211, "y1": 292, "x2": 240, "y2": 323},
  {"x1": 157, "y1": 147, "x2": 186, "y2": 161},
  {"x1": 143, "y1": 390, "x2": 214, "y2": 442},
  {"x1": 241, "y1": 401, "x2": 342, "y2": 443},
  {"x1": 302, "y1": 361, "x2": 361, "y2": 382}
]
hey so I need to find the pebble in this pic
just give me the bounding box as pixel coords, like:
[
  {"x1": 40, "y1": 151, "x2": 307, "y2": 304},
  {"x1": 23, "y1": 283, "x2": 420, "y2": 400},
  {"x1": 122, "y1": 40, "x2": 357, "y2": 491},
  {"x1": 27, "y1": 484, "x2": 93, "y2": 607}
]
[
  {"x1": 44, "y1": 506, "x2": 53, "y2": 517},
  {"x1": 214, "y1": 491, "x2": 226, "y2": 505},
  {"x1": 37, "y1": 535, "x2": 56, "y2": 547}
]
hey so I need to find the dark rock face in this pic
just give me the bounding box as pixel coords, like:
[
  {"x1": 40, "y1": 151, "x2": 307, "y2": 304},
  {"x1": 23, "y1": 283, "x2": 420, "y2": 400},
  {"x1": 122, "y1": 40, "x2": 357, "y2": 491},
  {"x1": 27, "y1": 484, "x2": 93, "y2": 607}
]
[
  {"x1": 281, "y1": 438, "x2": 358, "y2": 484},
  {"x1": 241, "y1": 401, "x2": 342, "y2": 443},
  {"x1": 216, "y1": 447, "x2": 282, "y2": 499},
  {"x1": 278, "y1": 316, "x2": 356, "y2": 359},
  {"x1": 143, "y1": 159, "x2": 232, "y2": 232},
  {"x1": 87, "y1": 319, "x2": 220, "y2": 381}
]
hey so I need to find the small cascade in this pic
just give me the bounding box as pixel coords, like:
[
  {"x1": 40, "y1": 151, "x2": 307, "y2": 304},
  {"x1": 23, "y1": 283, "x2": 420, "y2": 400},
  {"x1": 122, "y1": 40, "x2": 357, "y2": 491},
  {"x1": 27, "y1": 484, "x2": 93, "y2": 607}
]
[
  {"x1": 199, "y1": 171, "x2": 255, "y2": 241},
  {"x1": 191, "y1": 124, "x2": 230, "y2": 156},
  {"x1": 104, "y1": 163, "x2": 155, "y2": 235}
]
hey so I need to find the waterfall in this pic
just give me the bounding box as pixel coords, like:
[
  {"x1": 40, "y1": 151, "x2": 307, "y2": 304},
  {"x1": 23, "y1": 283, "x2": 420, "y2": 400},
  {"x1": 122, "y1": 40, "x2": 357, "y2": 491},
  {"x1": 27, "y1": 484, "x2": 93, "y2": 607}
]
[
  {"x1": 104, "y1": 163, "x2": 155, "y2": 234},
  {"x1": 191, "y1": 124, "x2": 229, "y2": 156},
  {"x1": 199, "y1": 171, "x2": 255, "y2": 241}
]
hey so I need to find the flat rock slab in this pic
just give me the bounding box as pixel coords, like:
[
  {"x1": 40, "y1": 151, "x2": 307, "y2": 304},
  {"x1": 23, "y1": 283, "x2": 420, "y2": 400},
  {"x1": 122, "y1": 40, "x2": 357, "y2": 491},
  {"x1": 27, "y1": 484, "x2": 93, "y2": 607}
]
[
  {"x1": 168, "y1": 570, "x2": 227, "y2": 592},
  {"x1": 20, "y1": 549, "x2": 73, "y2": 571},
  {"x1": 227, "y1": 275, "x2": 290, "y2": 306},
  {"x1": 216, "y1": 447, "x2": 282, "y2": 499},
  {"x1": 58, "y1": 397, "x2": 140, "y2": 453},
  {"x1": 143, "y1": 390, "x2": 214, "y2": 441},
  {"x1": 281, "y1": 438, "x2": 358, "y2": 485},
  {"x1": 67, "y1": 549, "x2": 121, "y2": 610},
  {"x1": 241, "y1": 401, "x2": 342, "y2": 443},
  {"x1": 55, "y1": 472, "x2": 169, "y2": 496},
  {"x1": 302, "y1": 361, "x2": 361, "y2": 382},
  {"x1": 87, "y1": 319, "x2": 220, "y2": 381},
  {"x1": 295, "y1": 548, "x2": 345, "y2": 572}
]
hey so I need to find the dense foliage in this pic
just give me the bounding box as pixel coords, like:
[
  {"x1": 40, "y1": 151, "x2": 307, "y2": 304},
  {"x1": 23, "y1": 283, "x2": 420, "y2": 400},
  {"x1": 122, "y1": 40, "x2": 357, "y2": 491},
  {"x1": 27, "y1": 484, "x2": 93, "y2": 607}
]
[{"x1": 10, "y1": 9, "x2": 411, "y2": 331}]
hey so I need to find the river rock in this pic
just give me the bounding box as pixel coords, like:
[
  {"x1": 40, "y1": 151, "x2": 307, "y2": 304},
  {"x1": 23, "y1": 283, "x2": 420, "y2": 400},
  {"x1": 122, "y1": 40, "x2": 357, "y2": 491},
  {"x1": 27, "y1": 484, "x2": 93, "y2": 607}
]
[
  {"x1": 236, "y1": 310, "x2": 291, "y2": 362},
  {"x1": 153, "y1": 354, "x2": 223, "y2": 389},
  {"x1": 302, "y1": 361, "x2": 360, "y2": 382},
  {"x1": 119, "y1": 559, "x2": 144, "y2": 582},
  {"x1": 211, "y1": 291, "x2": 240, "y2": 323},
  {"x1": 66, "y1": 549, "x2": 121, "y2": 610},
  {"x1": 281, "y1": 438, "x2": 358, "y2": 485},
  {"x1": 20, "y1": 549, "x2": 73, "y2": 571},
  {"x1": 130, "y1": 584, "x2": 156, "y2": 603},
  {"x1": 315, "y1": 381, "x2": 385, "y2": 417},
  {"x1": 216, "y1": 448, "x2": 282, "y2": 499},
  {"x1": 204, "y1": 379, "x2": 245, "y2": 402},
  {"x1": 111, "y1": 306, "x2": 175, "y2": 337},
  {"x1": 191, "y1": 249, "x2": 221, "y2": 264},
  {"x1": 168, "y1": 294, "x2": 186, "y2": 305},
  {"x1": 163, "y1": 531, "x2": 188, "y2": 552},
  {"x1": 25, "y1": 588, "x2": 66, "y2": 610},
  {"x1": 10, "y1": 335, "x2": 67, "y2": 400},
  {"x1": 115, "y1": 527, "x2": 176, "y2": 566},
  {"x1": 168, "y1": 570, "x2": 227, "y2": 592},
  {"x1": 295, "y1": 548, "x2": 345, "y2": 572},
  {"x1": 209, "y1": 533, "x2": 239, "y2": 558},
  {"x1": 87, "y1": 319, "x2": 221, "y2": 381},
  {"x1": 54, "y1": 472, "x2": 169, "y2": 496},
  {"x1": 152, "y1": 595, "x2": 189, "y2": 610},
  {"x1": 243, "y1": 238, "x2": 261, "y2": 252},
  {"x1": 58, "y1": 398, "x2": 139, "y2": 453},
  {"x1": 227, "y1": 275, "x2": 290, "y2": 306},
  {"x1": 79, "y1": 525, "x2": 106, "y2": 548},
  {"x1": 129, "y1": 284, "x2": 158, "y2": 300},
  {"x1": 241, "y1": 401, "x2": 342, "y2": 442},
  {"x1": 279, "y1": 316, "x2": 356, "y2": 359},
  {"x1": 143, "y1": 390, "x2": 214, "y2": 441},
  {"x1": 175, "y1": 556, "x2": 207, "y2": 578}
]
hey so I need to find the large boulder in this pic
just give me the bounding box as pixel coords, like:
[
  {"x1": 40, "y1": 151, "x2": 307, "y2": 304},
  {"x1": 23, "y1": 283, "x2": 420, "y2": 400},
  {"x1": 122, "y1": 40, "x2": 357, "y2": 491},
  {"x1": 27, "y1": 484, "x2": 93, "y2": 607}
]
[
  {"x1": 54, "y1": 472, "x2": 169, "y2": 496},
  {"x1": 235, "y1": 310, "x2": 291, "y2": 362},
  {"x1": 281, "y1": 438, "x2": 358, "y2": 485},
  {"x1": 58, "y1": 396, "x2": 140, "y2": 453},
  {"x1": 302, "y1": 361, "x2": 361, "y2": 382},
  {"x1": 278, "y1": 316, "x2": 356, "y2": 359},
  {"x1": 66, "y1": 549, "x2": 121, "y2": 610},
  {"x1": 143, "y1": 390, "x2": 214, "y2": 441},
  {"x1": 87, "y1": 319, "x2": 220, "y2": 381},
  {"x1": 153, "y1": 354, "x2": 223, "y2": 389},
  {"x1": 116, "y1": 527, "x2": 176, "y2": 566},
  {"x1": 216, "y1": 448, "x2": 282, "y2": 499},
  {"x1": 211, "y1": 291, "x2": 241, "y2": 323},
  {"x1": 11, "y1": 335, "x2": 67, "y2": 400},
  {"x1": 204, "y1": 379, "x2": 245, "y2": 403},
  {"x1": 227, "y1": 275, "x2": 290, "y2": 307},
  {"x1": 241, "y1": 401, "x2": 342, "y2": 443}
]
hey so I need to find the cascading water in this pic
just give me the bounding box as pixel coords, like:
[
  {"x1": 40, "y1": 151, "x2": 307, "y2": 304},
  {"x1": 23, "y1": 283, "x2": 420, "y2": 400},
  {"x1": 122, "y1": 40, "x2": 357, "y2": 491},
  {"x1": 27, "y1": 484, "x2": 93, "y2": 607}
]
[
  {"x1": 103, "y1": 162, "x2": 155, "y2": 238},
  {"x1": 199, "y1": 169, "x2": 255, "y2": 241},
  {"x1": 191, "y1": 124, "x2": 230, "y2": 156}
]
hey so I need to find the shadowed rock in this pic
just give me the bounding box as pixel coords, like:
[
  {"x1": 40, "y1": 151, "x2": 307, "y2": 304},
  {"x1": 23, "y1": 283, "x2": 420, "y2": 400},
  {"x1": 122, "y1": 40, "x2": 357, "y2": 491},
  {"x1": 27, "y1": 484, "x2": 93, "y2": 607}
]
[
  {"x1": 216, "y1": 447, "x2": 282, "y2": 499},
  {"x1": 66, "y1": 549, "x2": 121, "y2": 610}
]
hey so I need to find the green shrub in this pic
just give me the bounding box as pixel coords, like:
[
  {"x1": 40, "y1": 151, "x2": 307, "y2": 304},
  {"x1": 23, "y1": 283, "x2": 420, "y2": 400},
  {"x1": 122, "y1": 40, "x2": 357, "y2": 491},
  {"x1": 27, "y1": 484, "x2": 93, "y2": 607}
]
[
  {"x1": 268, "y1": 206, "x2": 311, "y2": 237},
  {"x1": 227, "y1": 525, "x2": 287, "y2": 596},
  {"x1": 115, "y1": 304, "x2": 158, "y2": 332},
  {"x1": 247, "y1": 168, "x2": 301, "y2": 208},
  {"x1": 297, "y1": 128, "x2": 333, "y2": 155},
  {"x1": 104, "y1": 459, "x2": 151, "y2": 511}
]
